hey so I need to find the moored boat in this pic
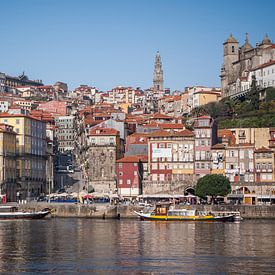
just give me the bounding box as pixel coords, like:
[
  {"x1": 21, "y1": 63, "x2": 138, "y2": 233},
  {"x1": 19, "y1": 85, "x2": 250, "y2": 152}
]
[
  {"x1": 0, "y1": 206, "x2": 51, "y2": 220},
  {"x1": 134, "y1": 203, "x2": 237, "y2": 222}
]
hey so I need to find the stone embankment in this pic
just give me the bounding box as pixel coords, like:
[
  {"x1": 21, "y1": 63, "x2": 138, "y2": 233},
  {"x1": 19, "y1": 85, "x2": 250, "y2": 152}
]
[
  {"x1": 19, "y1": 202, "x2": 141, "y2": 219},
  {"x1": 18, "y1": 202, "x2": 275, "y2": 219}
]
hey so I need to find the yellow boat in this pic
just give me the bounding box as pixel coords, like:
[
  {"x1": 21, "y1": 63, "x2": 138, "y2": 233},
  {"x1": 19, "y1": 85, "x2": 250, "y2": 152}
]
[{"x1": 134, "y1": 203, "x2": 236, "y2": 222}]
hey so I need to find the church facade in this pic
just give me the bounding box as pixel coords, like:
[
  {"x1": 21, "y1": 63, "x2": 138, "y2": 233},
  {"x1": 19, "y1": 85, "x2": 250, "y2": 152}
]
[{"x1": 220, "y1": 33, "x2": 275, "y2": 98}]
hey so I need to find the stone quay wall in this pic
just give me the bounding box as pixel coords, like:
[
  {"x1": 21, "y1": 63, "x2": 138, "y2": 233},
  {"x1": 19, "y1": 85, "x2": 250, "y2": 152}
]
[
  {"x1": 17, "y1": 203, "x2": 275, "y2": 219},
  {"x1": 18, "y1": 202, "x2": 141, "y2": 219}
]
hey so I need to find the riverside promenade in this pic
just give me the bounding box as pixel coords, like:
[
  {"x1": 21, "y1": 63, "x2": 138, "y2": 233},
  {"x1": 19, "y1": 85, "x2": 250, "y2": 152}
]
[{"x1": 16, "y1": 202, "x2": 275, "y2": 219}]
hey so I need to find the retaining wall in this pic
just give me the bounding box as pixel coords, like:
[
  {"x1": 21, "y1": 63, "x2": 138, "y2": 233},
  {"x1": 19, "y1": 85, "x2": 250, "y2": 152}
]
[{"x1": 17, "y1": 203, "x2": 275, "y2": 219}]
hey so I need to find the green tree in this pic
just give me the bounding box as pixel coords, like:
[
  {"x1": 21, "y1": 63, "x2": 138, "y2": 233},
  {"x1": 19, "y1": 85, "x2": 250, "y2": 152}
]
[
  {"x1": 224, "y1": 98, "x2": 237, "y2": 116},
  {"x1": 245, "y1": 75, "x2": 259, "y2": 111},
  {"x1": 266, "y1": 87, "x2": 275, "y2": 102},
  {"x1": 195, "y1": 174, "x2": 231, "y2": 201}
]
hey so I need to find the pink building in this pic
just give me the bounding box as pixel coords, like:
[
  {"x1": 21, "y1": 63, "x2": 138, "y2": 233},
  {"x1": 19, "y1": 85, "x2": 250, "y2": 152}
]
[
  {"x1": 37, "y1": 100, "x2": 69, "y2": 116},
  {"x1": 194, "y1": 116, "x2": 217, "y2": 179}
]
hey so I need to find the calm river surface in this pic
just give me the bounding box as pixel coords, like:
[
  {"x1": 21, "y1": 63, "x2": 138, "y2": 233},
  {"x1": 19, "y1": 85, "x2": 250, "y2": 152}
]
[{"x1": 0, "y1": 218, "x2": 275, "y2": 274}]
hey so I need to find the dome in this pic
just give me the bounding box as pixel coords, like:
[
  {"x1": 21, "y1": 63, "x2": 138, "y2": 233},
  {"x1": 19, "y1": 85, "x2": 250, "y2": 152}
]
[
  {"x1": 225, "y1": 33, "x2": 238, "y2": 43},
  {"x1": 262, "y1": 34, "x2": 271, "y2": 45},
  {"x1": 241, "y1": 33, "x2": 253, "y2": 50}
]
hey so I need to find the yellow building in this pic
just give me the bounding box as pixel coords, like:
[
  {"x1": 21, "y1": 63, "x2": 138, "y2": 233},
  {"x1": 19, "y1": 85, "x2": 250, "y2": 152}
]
[
  {"x1": 118, "y1": 103, "x2": 130, "y2": 114},
  {"x1": 0, "y1": 124, "x2": 17, "y2": 202},
  {"x1": 0, "y1": 113, "x2": 47, "y2": 200},
  {"x1": 193, "y1": 89, "x2": 221, "y2": 108},
  {"x1": 229, "y1": 128, "x2": 270, "y2": 148}
]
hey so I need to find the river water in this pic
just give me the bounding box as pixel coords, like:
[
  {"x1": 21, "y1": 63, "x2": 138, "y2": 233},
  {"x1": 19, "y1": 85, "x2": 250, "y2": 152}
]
[{"x1": 0, "y1": 218, "x2": 275, "y2": 274}]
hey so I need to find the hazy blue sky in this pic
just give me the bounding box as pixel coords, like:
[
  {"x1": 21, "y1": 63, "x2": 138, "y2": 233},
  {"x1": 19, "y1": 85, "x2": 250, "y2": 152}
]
[{"x1": 1, "y1": 0, "x2": 274, "y2": 91}]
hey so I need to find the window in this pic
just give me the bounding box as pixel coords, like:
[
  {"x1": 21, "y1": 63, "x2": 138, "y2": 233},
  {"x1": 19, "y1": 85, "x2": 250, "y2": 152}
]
[
  {"x1": 232, "y1": 46, "x2": 235, "y2": 53},
  {"x1": 16, "y1": 119, "x2": 20, "y2": 124},
  {"x1": 134, "y1": 171, "x2": 138, "y2": 176},
  {"x1": 119, "y1": 179, "x2": 123, "y2": 185},
  {"x1": 118, "y1": 163, "x2": 123, "y2": 168},
  {"x1": 127, "y1": 179, "x2": 131, "y2": 185},
  {"x1": 240, "y1": 150, "x2": 244, "y2": 159}
]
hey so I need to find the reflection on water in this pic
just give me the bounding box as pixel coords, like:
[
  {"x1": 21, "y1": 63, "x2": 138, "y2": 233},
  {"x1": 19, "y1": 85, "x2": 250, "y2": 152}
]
[{"x1": 0, "y1": 219, "x2": 275, "y2": 274}]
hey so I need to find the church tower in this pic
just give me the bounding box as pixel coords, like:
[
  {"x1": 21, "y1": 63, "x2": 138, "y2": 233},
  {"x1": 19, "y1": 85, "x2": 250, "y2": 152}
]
[
  {"x1": 153, "y1": 51, "x2": 164, "y2": 91},
  {"x1": 220, "y1": 33, "x2": 239, "y2": 97}
]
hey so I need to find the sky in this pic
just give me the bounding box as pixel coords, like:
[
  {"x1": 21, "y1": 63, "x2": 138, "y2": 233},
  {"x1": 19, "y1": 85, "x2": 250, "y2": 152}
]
[{"x1": 1, "y1": 0, "x2": 275, "y2": 91}]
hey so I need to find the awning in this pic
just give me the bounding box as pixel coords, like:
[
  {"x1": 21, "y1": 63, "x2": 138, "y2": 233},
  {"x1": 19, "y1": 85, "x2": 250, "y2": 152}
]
[
  {"x1": 83, "y1": 194, "x2": 93, "y2": 199},
  {"x1": 257, "y1": 195, "x2": 275, "y2": 199},
  {"x1": 227, "y1": 194, "x2": 244, "y2": 199}
]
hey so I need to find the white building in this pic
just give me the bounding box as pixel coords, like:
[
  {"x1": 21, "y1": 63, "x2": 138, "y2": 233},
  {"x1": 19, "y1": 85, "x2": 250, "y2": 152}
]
[
  {"x1": 0, "y1": 100, "x2": 9, "y2": 113},
  {"x1": 252, "y1": 60, "x2": 275, "y2": 89}
]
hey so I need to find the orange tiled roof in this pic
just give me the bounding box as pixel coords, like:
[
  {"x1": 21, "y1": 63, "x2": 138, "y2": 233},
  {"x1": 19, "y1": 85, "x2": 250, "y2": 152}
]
[
  {"x1": 158, "y1": 123, "x2": 184, "y2": 129},
  {"x1": 0, "y1": 112, "x2": 43, "y2": 121},
  {"x1": 149, "y1": 129, "x2": 193, "y2": 138},
  {"x1": 151, "y1": 113, "x2": 173, "y2": 119},
  {"x1": 197, "y1": 115, "x2": 211, "y2": 119},
  {"x1": 89, "y1": 127, "x2": 119, "y2": 136},
  {"x1": 128, "y1": 132, "x2": 149, "y2": 137},
  {"x1": 254, "y1": 147, "x2": 273, "y2": 153},
  {"x1": 211, "y1": 143, "x2": 226, "y2": 149},
  {"x1": 117, "y1": 155, "x2": 148, "y2": 163},
  {"x1": 218, "y1": 129, "x2": 234, "y2": 137},
  {"x1": 252, "y1": 60, "x2": 275, "y2": 71}
]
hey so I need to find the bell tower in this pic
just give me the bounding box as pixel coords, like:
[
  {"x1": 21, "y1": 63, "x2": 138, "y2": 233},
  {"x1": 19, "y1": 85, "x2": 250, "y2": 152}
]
[
  {"x1": 221, "y1": 34, "x2": 239, "y2": 97},
  {"x1": 153, "y1": 51, "x2": 164, "y2": 91}
]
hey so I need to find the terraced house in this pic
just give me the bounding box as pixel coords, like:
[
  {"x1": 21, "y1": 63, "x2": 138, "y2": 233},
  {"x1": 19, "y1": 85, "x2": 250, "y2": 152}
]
[{"x1": 146, "y1": 129, "x2": 194, "y2": 194}]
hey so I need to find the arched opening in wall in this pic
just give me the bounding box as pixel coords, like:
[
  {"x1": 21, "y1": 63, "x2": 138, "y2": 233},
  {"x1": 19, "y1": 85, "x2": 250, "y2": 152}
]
[
  {"x1": 243, "y1": 186, "x2": 251, "y2": 194},
  {"x1": 185, "y1": 186, "x2": 195, "y2": 195}
]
